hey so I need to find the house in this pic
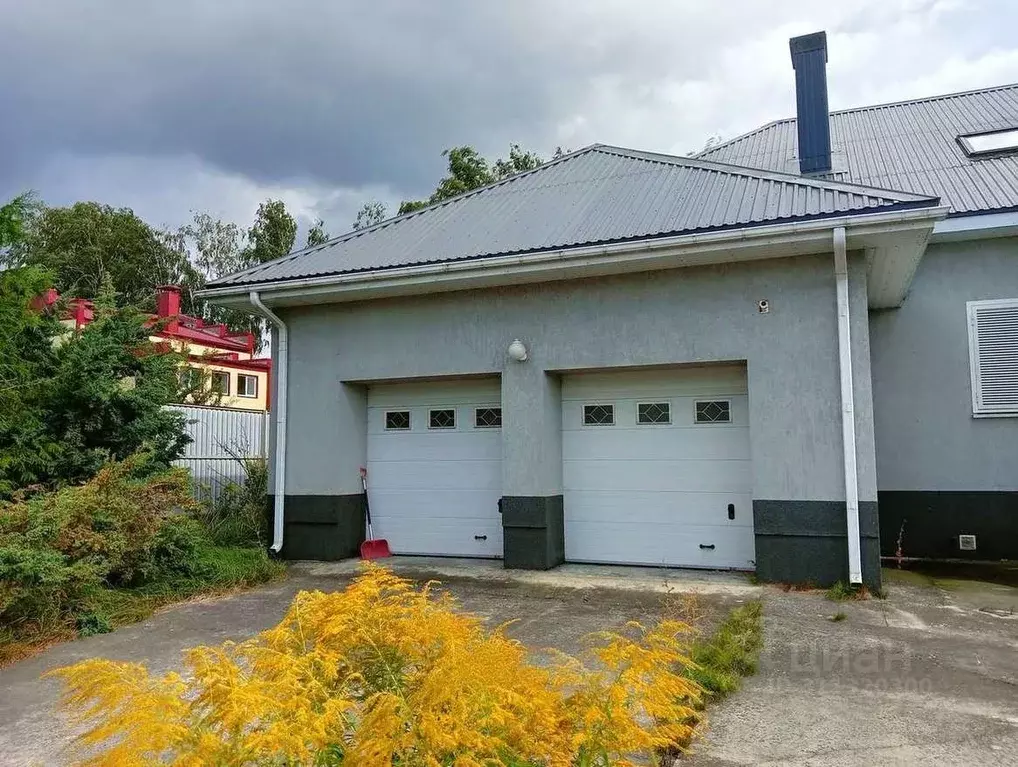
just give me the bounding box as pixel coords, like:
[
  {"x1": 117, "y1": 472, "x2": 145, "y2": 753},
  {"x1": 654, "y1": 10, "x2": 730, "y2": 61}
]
[
  {"x1": 200, "y1": 31, "x2": 1017, "y2": 589},
  {"x1": 61, "y1": 285, "x2": 272, "y2": 412}
]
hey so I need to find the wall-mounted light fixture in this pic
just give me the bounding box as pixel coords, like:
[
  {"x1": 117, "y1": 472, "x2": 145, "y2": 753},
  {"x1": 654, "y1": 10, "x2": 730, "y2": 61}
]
[{"x1": 507, "y1": 339, "x2": 528, "y2": 362}]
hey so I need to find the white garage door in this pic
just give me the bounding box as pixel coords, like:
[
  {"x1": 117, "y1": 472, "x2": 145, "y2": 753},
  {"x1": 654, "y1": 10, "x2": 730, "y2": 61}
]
[
  {"x1": 366, "y1": 379, "x2": 503, "y2": 558},
  {"x1": 562, "y1": 366, "x2": 754, "y2": 569}
]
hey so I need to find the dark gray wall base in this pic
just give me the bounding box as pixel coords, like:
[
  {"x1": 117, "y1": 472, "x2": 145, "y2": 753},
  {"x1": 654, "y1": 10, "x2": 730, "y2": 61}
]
[
  {"x1": 501, "y1": 496, "x2": 564, "y2": 570},
  {"x1": 754, "y1": 500, "x2": 881, "y2": 591},
  {"x1": 879, "y1": 491, "x2": 1018, "y2": 561},
  {"x1": 265, "y1": 495, "x2": 365, "y2": 561}
]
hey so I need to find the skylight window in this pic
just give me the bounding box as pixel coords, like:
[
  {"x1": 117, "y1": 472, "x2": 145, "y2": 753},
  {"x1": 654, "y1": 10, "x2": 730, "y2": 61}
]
[{"x1": 958, "y1": 129, "x2": 1018, "y2": 156}]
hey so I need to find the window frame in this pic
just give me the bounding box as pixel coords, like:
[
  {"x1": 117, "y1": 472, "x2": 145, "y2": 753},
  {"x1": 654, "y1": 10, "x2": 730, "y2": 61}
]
[
  {"x1": 636, "y1": 402, "x2": 671, "y2": 425},
  {"x1": 237, "y1": 374, "x2": 259, "y2": 398},
  {"x1": 384, "y1": 410, "x2": 412, "y2": 431},
  {"x1": 428, "y1": 408, "x2": 457, "y2": 430},
  {"x1": 582, "y1": 403, "x2": 616, "y2": 426},
  {"x1": 694, "y1": 399, "x2": 732, "y2": 424},
  {"x1": 474, "y1": 406, "x2": 502, "y2": 429},
  {"x1": 967, "y1": 298, "x2": 1018, "y2": 417},
  {"x1": 957, "y1": 128, "x2": 1018, "y2": 157},
  {"x1": 210, "y1": 370, "x2": 231, "y2": 396},
  {"x1": 178, "y1": 366, "x2": 202, "y2": 390}
]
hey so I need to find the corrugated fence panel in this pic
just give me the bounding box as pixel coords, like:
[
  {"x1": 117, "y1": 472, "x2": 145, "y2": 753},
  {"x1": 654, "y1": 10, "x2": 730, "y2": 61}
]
[{"x1": 167, "y1": 405, "x2": 268, "y2": 500}]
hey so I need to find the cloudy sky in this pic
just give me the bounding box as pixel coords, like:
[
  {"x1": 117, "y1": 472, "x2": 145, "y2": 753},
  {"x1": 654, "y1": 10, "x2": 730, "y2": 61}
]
[{"x1": 4, "y1": 0, "x2": 1018, "y2": 238}]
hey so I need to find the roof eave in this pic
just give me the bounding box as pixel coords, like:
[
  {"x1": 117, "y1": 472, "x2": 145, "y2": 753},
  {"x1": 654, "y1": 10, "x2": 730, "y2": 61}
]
[{"x1": 199, "y1": 205, "x2": 948, "y2": 311}]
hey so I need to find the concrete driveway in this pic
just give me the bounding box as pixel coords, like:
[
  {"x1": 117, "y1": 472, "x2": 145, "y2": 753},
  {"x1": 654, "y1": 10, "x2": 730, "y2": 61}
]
[
  {"x1": 1, "y1": 559, "x2": 1016, "y2": 766},
  {"x1": 691, "y1": 569, "x2": 1018, "y2": 766}
]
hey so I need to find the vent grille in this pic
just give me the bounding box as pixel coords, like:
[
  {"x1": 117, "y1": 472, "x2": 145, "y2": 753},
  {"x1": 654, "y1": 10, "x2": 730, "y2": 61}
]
[
  {"x1": 958, "y1": 534, "x2": 977, "y2": 551},
  {"x1": 968, "y1": 300, "x2": 1018, "y2": 415}
]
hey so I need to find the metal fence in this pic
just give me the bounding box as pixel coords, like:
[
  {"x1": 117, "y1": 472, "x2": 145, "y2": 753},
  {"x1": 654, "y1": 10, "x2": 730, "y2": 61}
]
[{"x1": 168, "y1": 405, "x2": 269, "y2": 500}]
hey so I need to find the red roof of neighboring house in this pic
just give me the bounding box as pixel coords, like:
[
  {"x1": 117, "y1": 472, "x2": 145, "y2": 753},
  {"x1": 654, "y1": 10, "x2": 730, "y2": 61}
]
[
  {"x1": 149, "y1": 285, "x2": 256, "y2": 353},
  {"x1": 49, "y1": 284, "x2": 270, "y2": 366}
]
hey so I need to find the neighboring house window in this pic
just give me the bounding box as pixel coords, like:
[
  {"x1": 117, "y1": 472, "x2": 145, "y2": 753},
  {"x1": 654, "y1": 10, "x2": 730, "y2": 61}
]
[
  {"x1": 583, "y1": 404, "x2": 615, "y2": 426},
  {"x1": 967, "y1": 299, "x2": 1018, "y2": 416},
  {"x1": 385, "y1": 410, "x2": 411, "y2": 430},
  {"x1": 637, "y1": 402, "x2": 670, "y2": 424},
  {"x1": 237, "y1": 374, "x2": 258, "y2": 398},
  {"x1": 958, "y1": 129, "x2": 1018, "y2": 157},
  {"x1": 178, "y1": 366, "x2": 202, "y2": 390},
  {"x1": 695, "y1": 400, "x2": 731, "y2": 424},
  {"x1": 429, "y1": 408, "x2": 456, "y2": 429},
  {"x1": 210, "y1": 371, "x2": 230, "y2": 395},
  {"x1": 475, "y1": 407, "x2": 502, "y2": 428}
]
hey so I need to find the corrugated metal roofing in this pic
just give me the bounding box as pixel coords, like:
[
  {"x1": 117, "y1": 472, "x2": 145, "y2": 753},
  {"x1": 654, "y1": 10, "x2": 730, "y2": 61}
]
[
  {"x1": 699, "y1": 83, "x2": 1018, "y2": 216},
  {"x1": 210, "y1": 145, "x2": 936, "y2": 288}
]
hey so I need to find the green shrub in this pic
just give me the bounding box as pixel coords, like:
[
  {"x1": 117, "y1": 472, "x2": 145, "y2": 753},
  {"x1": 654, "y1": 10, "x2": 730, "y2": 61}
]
[
  {"x1": 0, "y1": 546, "x2": 99, "y2": 628},
  {"x1": 0, "y1": 270, "x2": 191, "y2": 496},
  {"x1": 196, "y1": 457, "x2": 267, "y2": 547},
  {"x1": 686, "y1": 600, "x2": 764, "y2": 702},
  {"x1": 75, "y1": 611, "x2": 113, "y2": 637},
  {"x1": 1, "y1": 455, "x2": 285, "y2": 664},
  {"x1": 825, "y1": 581, "x2": 869, "y2": 601},
  {"x1": 1, "y1": 454, "x2": 200, "y2": 585},
  {"x1": 0, "y1": 454, "x2": 202, "y2": 632},
  {"x1": 143, "y1": 516, "x2": 212, "y2": 582}
]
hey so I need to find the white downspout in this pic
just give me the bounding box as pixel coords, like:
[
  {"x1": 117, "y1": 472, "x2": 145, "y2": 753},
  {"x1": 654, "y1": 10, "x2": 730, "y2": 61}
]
[
  {"x1": 250, "y1": 291, "x2": 287, "y2": 553},
  {"x1": 833, "y1": 227, "x2": 863, "y2": 584}
]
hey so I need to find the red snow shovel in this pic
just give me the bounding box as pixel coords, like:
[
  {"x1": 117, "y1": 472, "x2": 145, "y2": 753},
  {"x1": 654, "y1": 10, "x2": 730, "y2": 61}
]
[{"x1": 359, "y1": 467, "x2": 391, "y2": 560}]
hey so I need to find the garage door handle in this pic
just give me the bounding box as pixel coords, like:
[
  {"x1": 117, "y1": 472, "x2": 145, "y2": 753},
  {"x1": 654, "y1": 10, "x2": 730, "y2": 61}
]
[
  {"x1": 475, "y1": 535, "x2": 488, "y2": 541},
  {"x1": 700, "y1": 544, "x2": 715, "y2": 550},
  {"x1": 728, "y1": 503, "x2": 735, "y2": 520}
]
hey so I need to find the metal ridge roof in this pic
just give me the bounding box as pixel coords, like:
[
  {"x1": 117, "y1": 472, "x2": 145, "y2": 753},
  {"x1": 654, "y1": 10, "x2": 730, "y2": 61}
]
[
  {"x1": 698, "y1": 82, "x2": 1018, "y2": 216},
  {"x1": 210, "y1": 144, "x2": 938, "y2": 289}
]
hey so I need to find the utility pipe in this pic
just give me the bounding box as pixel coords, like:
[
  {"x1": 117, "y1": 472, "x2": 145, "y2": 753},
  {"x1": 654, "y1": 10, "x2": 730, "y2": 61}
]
[
  {"x1": 833, "y1": 227, "x2": 863, "y2": 584},
  {"x1": 249, "y1": 291, "x2": 287, "y2": 553}
]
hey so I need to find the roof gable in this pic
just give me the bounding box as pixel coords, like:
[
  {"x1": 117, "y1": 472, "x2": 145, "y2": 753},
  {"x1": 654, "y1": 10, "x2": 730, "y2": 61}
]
[
  {"x1": 698, "y1": 83, "x2": 1018, "y2": 215},
  {"x1": 210, "y1": 144, "x2": 937, "y2": 289}
]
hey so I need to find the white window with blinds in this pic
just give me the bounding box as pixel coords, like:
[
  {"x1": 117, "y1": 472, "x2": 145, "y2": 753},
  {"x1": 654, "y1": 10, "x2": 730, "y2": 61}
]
[{"x1": 967, "y1": 299, "x2": 1018, "y2": 416}]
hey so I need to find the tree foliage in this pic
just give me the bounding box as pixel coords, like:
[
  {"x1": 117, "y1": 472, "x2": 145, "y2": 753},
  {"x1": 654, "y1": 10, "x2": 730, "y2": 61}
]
[
  {"x1": 391, "y1": 143, "x2": 546, "y2": 217},
  {"x1": 0, "y1": 192, "x2": 40, "y2": 256},
  {"x1": 245, "y1": 199, "x2": 297, "y2": 265},
  {"x1": 16, "y1": 202, "x2": 195, "y2": 311},
  {"x1": 0, "y1": 269, "x2": 189, "y2": 495},
  {"x1": 166, "y1": 204, "x2": 297, "y2": 349},
  {"x1": 306, "y1": 218, "x2": 330, "y2": 247},
  {"x1": 352, "y1": 201, "x2": 387, "y2": 230}
]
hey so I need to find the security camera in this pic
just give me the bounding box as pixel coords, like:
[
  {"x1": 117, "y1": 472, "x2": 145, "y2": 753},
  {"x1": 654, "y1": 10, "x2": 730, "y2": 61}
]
[{"x1": 758, "y1": 299, "x2": 770, "y2": 314}]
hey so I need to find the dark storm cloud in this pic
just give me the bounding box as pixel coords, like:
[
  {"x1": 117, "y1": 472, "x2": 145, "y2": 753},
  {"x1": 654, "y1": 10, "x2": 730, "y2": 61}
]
[
  {"x1": 1, "y1": 1, "x2": 586, "y2": 195},
  {"x1": 3, "y1": 0, "x2": 1017, "y2": 230}
]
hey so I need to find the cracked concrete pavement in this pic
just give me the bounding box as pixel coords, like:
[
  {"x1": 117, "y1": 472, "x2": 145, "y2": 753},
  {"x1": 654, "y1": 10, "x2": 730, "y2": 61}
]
[{"x1": 1, "y1": 559, "x2": 1016, "y2": 766}]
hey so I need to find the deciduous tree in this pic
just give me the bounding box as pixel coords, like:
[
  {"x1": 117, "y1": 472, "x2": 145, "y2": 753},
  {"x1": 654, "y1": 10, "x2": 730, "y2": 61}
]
[
  {"x1": 245, "y1": 199, "x2": 297, "y2": 265},
  {"x1": 305, "y1": 218, "x2": 330, "y2": 247},
  {"x1": 352, "y1": 201, "x2": 387, "y2": 230},
  {"x1": 395, "y1": 144, "x2": 546, "y2": 215},
  {"x1": 18, "y1": 202, "x2": 194, "y2": 311}
]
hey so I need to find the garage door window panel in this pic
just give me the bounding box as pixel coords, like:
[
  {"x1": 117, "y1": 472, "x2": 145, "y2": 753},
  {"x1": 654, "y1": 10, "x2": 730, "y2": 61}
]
[
  {"x1": 583, "y1": 404, "x2": 615, "y2": 426},
  {"x1": 695, "y1": 400, "x2": 731, "y2": 424},
  {"x1": 429, "y1": 408, "x2": 457, "y2": 430},
  {"x1": 637, "y1": 402, "x2": 671, "y2": 425},
  {"x1": 474, "y1": 407, "x2": 502, "y2": 428},
  {"x1": 385, "y1": 410, "x2": 411, "y2": 431}
]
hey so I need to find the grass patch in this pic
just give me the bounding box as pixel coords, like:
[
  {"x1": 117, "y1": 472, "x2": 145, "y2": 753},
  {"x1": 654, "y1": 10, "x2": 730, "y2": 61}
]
[
  {"x1": 825, "y1": 581, "x2": 870, "y2": 601},
  {"x1": 685, "y1": 600, "x2": 763, "y2": 702},
  {"x1": 0, "y1": 547, "x2": 284, "y2": 667},
  {"x1": 829, "y1": 610, "x2": 847, "y2": 622}
]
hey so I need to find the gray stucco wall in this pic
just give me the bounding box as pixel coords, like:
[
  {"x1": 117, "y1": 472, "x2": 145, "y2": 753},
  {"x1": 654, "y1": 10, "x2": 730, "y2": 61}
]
[
  {"x1": 870, "y1": 237, "x2": 1018, "y2": 492},
  {"x1": 271, "y1": 251, "x2": 876, "y2": 508},
  {"x1": 870, "y1": 236, "x2": 1018, "y2": 561}
]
